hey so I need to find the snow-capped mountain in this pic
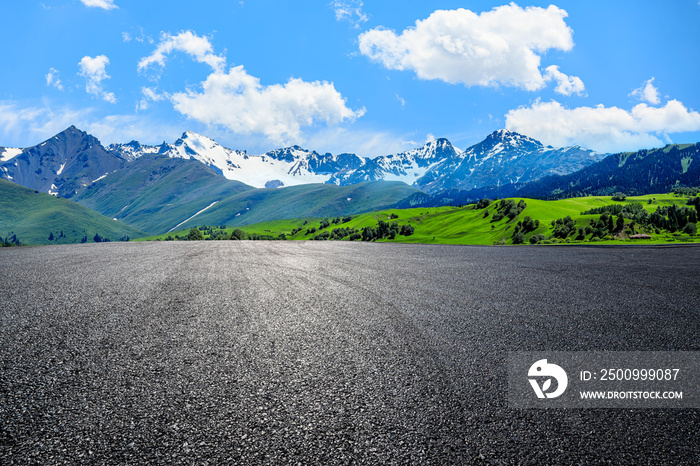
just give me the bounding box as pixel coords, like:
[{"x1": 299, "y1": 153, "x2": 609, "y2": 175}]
[
  {"x1": 415, "y1": 130, "x2": 604, "y2": 193},
  {"x1": 110, "y1": 132, "x2": 338, "y2": 188},
  {"x1": 0, "y1": 126, "x2": 126, "y2": 197},
  {"x1": 328, "y1": 138, "x2": 464, "y2": 186}
]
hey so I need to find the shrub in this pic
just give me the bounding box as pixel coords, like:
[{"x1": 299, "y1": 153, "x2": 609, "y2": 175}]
[
  {"x1": 529, "y1": 234, "x2": 546, "y2": 244},
  {"x1": 399, "y1": 224, "x2": 415, "y2": 236},
  {"x1": 230, "y1": 228, "x2": 247, "y2": 240},
  {"x1": 188, "y1": 228, "x2": 204, "y2": 241},
  {"x1": 683, "y1": 222, "x2": 697, "y2": 235}
]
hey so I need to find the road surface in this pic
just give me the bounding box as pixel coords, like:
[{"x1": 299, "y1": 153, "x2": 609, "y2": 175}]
[{"x1": 1, "y1": 242, "x2": 698, "y2": 464}]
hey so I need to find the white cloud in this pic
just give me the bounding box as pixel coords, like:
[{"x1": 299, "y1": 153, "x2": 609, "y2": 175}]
[
  {"x1": 425, "y1": 133, "x2": 436, "y2": 143},
  {"x1": 358, "y1": 4, "x2": 581, "y2": 93},
  {"x1": 78, "y1": 55, "x2": 116, "y2": 103},
  {"x1": 505, "y1": 99, "x2": 700, "y2": 153},
  {"x1": 137, "y1": 87, "x2": 166, "y2": 111},
  {"x1": 303, "y1": 127, "x2": 418, "y2": 159},
  {"x1": 45, "y1": 68, "x2": 63, "y2": 90},
  {"x1": 0, "y1": 101, "x2": 93, "y2": 146},
  {"x1": 170, "y1": 65, "x2": 364, "y2": 145},
  {"x1": 138, "y1": 31, "x2": 225, "y2": 74},
  {"x1": 80, "y1": 0, "x2": 118, "y2": 10},
  {"x1": 630, "y1": 77, "x2": 661, "y2": 105},
  {"x1": 122, "y1": 27, "x2": 153, "y2": 44},
  {"x1": 396, "y1": 94, "x2": 406, "y2": 107},
  {"x1": 0, "y1": 100, "x2": 185, "y2": 149},
  {"x1": 332, "y1": 0, "x2": 368, "y2": 28},
  {"x1": 543, "y1": 65, "x2": 585, "y2": 96}
]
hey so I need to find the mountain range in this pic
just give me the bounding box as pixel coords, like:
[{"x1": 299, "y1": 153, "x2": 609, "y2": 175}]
[
  {"x1": 2, "y1": 125, "x2": 697, "y2": 242},
  {"x1": 104, "y1": 129, "x2": 604, "y2": 193}
]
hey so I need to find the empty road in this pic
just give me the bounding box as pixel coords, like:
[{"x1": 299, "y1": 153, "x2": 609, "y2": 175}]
[{"x1": 1, "y1": 242, "x2": 698, "y2": 464}]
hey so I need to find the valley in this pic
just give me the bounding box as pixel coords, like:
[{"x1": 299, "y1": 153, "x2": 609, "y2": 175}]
[{"x1": 1, "y1": 126, "x2": 698, "y2": 246}]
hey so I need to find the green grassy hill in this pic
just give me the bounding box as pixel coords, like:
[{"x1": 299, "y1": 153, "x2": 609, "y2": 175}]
[
  {"x1": 138, "y1": 192, "x2": 699, "y2": 245},
  {"x1": 176, "y1": 181, "x2": 420, "y2": 231},
  {"x1": 72, "y1": 155, "x2": 255, "y2": 234},
  {"x1": 0, "y1": 179, "x2": 146, "y2": 245},
  {"x1": 73, "y1": 154, "x2": 420, "y2": 235}
]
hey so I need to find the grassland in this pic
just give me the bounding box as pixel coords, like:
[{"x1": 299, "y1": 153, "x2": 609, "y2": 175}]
[
  {"x1": 136, "y1": 192, "x2": 700, "y2": 245},
  {"x1": 0, "y1": 179, "x2": 146, "y2": 245}
]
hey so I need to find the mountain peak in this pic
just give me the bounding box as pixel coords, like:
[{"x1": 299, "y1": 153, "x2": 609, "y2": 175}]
[{"x1": 486, "y1": 129, "x2": 541, "y2": 146}]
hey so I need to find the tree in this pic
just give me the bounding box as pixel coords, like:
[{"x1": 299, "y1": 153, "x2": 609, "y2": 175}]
[
  {"x1": 399, "y1": 224, "x2": 415, "y2": 236},
  {"x1": 188, "y1": 228, "x2": 204, "y2": 241},
  {"x1": 612, "y1": 193, "x2": 627, "y2": 201},
  {"x1": 616, "y1": 215, "x2": 625, "y2": 232},
  {"x1": 230, "y1": 228, "x2": 247, "y2": 240},
  {"x1": 683, "y1": 222, "x2": 697, "y2": 236},
  {"x1": 48, "y1": 232, "x2": 54, "y2": 241},
  {"x1": 512, "y1": 232, "x2": 525, "y2": 244},
  {"x1": 93, "y1": 233, "x2": 102, "y2": 243}
]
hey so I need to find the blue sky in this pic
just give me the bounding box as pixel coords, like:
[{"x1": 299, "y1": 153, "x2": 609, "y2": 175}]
[{"x1": 1, "y1": 1, "x2": 699, "y2": 157}]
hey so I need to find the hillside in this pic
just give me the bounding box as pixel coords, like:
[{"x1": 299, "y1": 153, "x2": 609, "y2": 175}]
[
  {"x1": 141, "y1": 192, "x2": 699, "y2": 246},
  {"x1": 393, "y1": 143, "x2": 700, "y2": 208},
  {"x1": 72, "y1": 154, "x2": 255, "y2": 234},
  {"x1": 517, "y1": 143, "x2": 700, "y2": 199},
  {"x1": 162, "y1": 181, "x2": 421, "y2": 232},
  {"x1": 0, "y1": 179, "x2": 146, "y2": 245}
]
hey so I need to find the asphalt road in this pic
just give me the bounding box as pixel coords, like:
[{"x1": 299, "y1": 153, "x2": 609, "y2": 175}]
[{"x1": 1, "y1": 242, "x2": 698, "y2": 465}]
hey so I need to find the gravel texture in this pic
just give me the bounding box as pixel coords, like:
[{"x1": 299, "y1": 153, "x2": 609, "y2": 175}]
[{"x1": 1, "y1": 241, "x2": 698, "y2": 464}]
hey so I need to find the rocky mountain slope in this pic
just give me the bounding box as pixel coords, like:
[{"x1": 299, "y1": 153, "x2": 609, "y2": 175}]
[{"x1": 0, "y1": 126, "x2": 127, "y2": 198}]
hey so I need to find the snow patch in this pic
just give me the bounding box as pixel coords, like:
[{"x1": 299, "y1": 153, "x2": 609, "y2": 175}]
[
  {"x1": 57, "y1": 163, "x2": 66, "y2": 175},
  {"x1": 168, "y1": 201, "x2": 219, "y2": 232},
  {"x1": 1, "y1": 148, "x2": 21, "y2": 162},
  {"x1": 49, "y1": 184, "x2": 58, "y2": 196},
  {"x1": 92, "y1": 173, "x2": 108, "y2": 183}
]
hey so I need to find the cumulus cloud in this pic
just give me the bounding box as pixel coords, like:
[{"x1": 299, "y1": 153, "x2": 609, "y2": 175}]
[
  {"x1": 80, "y1": 0, "x2": 118, "y2": 10},
  {"x1": 78, "y1": 55, "x2": 116, "y2": 103},
  {"x1": 505, "y1": 99, "x2": 700, "y2": 153},
  {"x1": 332, "y1": 0, "x2": 368, "y2": 28},
  {"x1": 138, "y1": 31, "x2": 225, "y2": 74},
  {"x1": 630, "y1": 77, "x2": 661, "y2": 105},
  {"x1": 170, "y1": 65, "x2": 364, "y2": 145},
  {"x1": 45, "y1": 68, "x2": 63, "y2": 90},
  {"x1": 543, "y1": 65, "x2": 585, "y2": 96},
  {"x1": 358, "y1": 4, "x2": 582, "y2": 93}
]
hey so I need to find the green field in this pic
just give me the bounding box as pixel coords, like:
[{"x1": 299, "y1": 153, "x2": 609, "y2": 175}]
[{"x1": 137, "y1": 193, "x2": 700, "y2": 245}]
